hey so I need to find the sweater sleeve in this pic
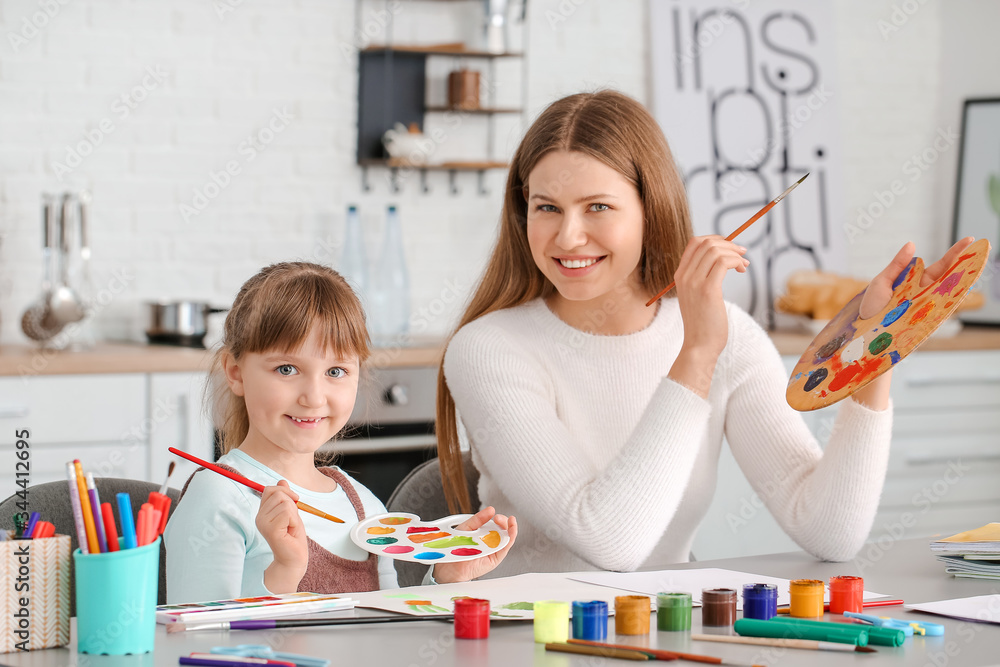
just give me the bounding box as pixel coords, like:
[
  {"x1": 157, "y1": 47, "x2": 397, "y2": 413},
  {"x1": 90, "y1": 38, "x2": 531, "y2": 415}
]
[
  {"x1": 722, "y1": 305, "x2": 893, "y2": 562},
  {"x1": 164, "y1": 472, "x2": 258, "y2": 603},
  {"x1": 444, "y1": 320, "x2": 712, "y2": 572}
]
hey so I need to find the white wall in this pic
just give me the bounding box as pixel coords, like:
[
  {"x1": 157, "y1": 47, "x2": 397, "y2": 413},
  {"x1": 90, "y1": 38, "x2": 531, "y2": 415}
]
[{"x1": 0, "y1": 0, "x2": 991, "y2": 347}]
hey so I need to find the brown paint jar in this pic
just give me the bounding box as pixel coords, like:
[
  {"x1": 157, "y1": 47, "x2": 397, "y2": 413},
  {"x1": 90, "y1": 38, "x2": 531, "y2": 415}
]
[
  {"x1": 614, "y1": 595, "x2": 651, "y2": 635},
  {"x1": 701, "y1": 588, "x2": 737, "y2": 627}
]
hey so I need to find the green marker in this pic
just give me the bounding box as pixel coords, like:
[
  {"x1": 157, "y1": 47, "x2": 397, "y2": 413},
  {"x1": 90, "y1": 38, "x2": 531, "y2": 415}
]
[
  {"x1": 769, "y1": 616, "x2": 907, "y2": 647},
  {"x1": 735, "y1": 618, "x2": 868, "y2": 645}
]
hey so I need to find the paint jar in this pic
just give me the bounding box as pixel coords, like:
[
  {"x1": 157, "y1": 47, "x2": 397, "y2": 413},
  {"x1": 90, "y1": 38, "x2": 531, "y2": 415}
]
[
  {"x1": 454, "y1": 598, "x2": 490, "y2": 639},
  {"x1": 534, "y1": 600, "x2": 570, "y2": 644},
  {"x1": 614, "y1": 595, "x2": 651, "y2": 635},
  {"x1": 829, "y1": 576, "x2": 864, "y2": 615},
  {"x1": 789, "y1": 579, "x2": 825, "y2": 618},
  {"x1": 656, "y1": 592, "x2": 692, "y2": 631},
  {"x1": 701, "y1": 588, "x2": 737, "y2": 627},
  {"x1": 571, "y1": 600, "x2": 608, "y2": 641},
  {"x1": 742, "y1": 583, "x2": 778, "y2": 620}
]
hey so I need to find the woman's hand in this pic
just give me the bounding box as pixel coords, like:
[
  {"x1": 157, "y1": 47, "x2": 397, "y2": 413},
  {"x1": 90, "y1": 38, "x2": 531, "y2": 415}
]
[
  {"x1": 853, "y1": 236, "x2": 976, "y2": 410},
  {"x1": 668, "y1": 235, "x2": 749, "y2": 397},
  {"x1": 257, "y1": 480, "x2": 309, "y2": 593},
  {"x1": 432, "y1": 506, "x2": 517, "y2": 584}
]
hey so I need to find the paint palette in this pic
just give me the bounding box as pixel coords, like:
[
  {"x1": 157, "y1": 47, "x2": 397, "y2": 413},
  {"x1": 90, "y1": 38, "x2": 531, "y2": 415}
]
[
  {"x1": 350, "y1": 513, "x2": 510, "y2": 563},
  {"x1": 787, "y1": 239, "x2": 990, "y2": 411}
]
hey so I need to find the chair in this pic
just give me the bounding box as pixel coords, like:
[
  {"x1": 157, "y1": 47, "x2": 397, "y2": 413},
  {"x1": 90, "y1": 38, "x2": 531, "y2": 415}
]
[
  {"x1": 386, "y1": 452, "x2": 480, "y2": 587},
  {"x1": 0, "y1": 478, "x2": 180, "y2": 615}
]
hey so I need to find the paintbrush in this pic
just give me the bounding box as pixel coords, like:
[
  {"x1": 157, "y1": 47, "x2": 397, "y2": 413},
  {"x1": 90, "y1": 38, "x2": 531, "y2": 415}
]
[
  {"x1": 168, "y1": 447, "x2": 344, "y2": 524},
  {"x1": 645, "y1": 173, "x2": 810, "y2": 307},
  {"x1": 546, "y1": 643, "x2": 654, "y2": 661},
  {"x1": 690, "y1": 633, "x2": 877, "y2": 654},
  {"x1": 567, "y1": 639, "x2": 764, "y2": 666},
  {"x1": 166, "y1": 614, "x2": 455, "y2": 633},
  {"x1": 159, "y1": 460, "x2": 176, "y2": 494}
]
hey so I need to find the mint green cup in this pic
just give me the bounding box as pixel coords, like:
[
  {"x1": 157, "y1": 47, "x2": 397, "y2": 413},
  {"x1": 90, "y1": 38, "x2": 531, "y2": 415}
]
[{"x1": 73, "y1": 537, "x2": 159, "y2": 655}]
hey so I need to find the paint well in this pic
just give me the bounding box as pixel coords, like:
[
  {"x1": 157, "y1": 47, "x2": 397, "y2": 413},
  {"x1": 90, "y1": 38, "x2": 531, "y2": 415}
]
[
  {"x1": 367, "y1": 537, "x2": 398, "y2": 545},
  {"x1": 414, "y1": 552, "x2": 445, "y2": 561},
  {"x1": 841, "y1": 336, "x2": 865, "y2": 364},
  {"x1": 406, "y1": 526, "x2": 441, "y2": 534},
  {"x1": 908, "y1": 301, "x2": 934, "y2": 325},
  {"x1": 868, "y1": 332, "x2": 893, "y2": 355},
  {"x1": 383, "y1": 545, "x2": 414, "y2": 554},
  {"x1": 481, "y1": 531, "x2": 501, "y2": 548},
  {"x1": 450, "y1": 548, "x2": 482, "y2": 556},
  {"x1": 803, "y1": 368, "x2": 827, "y2": 392},
  {"x1": 367, "y1": 526, "x2": 395, "y2": 535},
  {"x1": 889, "y1": 351, "x2": 901, "y2": 364},
  {"x1": 409, "y1": 531, "x2": 451, "y2": 544},
  {"x1": 933, "y1": 272, "x2": 962, "y2": 296},
  {"x1": 424, "y1": 535, "x2": 479, "y2": 549},
  {"x1": 881, "y1": 299, "x2": 911, "y2": 327},
  {"x1": 815, "y1": 333, "x2": 848, "y2": 361},
  {"x1": 379, "y1": 517, "x2": 411, "y2": 525}
]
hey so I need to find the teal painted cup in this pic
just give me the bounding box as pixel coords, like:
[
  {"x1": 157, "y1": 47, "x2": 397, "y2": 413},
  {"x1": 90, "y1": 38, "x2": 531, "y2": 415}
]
[{"x1": 73, "y1": 537, "x2": 159, "y2": 655}]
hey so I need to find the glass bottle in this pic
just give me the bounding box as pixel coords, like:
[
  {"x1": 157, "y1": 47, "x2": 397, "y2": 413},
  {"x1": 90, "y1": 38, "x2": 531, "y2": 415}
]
[
  {"x1": 370, "y1": 205, "x2": 411, "y2": 343},
  {"x1": 339, "y1": 205, "x2": 370, "y2": 304}
]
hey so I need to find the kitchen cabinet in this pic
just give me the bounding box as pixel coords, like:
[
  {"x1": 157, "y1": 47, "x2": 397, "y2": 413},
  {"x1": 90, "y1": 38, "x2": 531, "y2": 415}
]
[
  {"x1": 0, "y1": 371, "x2": 214, "y2": 496},
  {"x1": 691, "y1": 349, "x2": 1000, "y2": 561}
]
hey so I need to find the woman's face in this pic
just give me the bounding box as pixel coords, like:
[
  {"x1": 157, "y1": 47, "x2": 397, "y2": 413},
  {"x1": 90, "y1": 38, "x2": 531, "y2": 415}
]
[{"x1": 526, "y1": 150, "x2": 647, "y2": 312}]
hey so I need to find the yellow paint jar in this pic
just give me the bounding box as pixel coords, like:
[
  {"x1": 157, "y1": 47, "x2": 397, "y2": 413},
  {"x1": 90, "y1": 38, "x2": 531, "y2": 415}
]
[
  {"x1": 789, "y1": 579, "x2": 825, "y2": 618},
  {"x1": 533, "y1": 600, "x2": 570, "y2": 643}
]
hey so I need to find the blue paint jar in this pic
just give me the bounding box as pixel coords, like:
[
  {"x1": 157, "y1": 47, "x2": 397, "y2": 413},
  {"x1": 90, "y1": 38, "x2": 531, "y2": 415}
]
[
  {"x1": 571, "y1": 600, "x2": 608, "y2": 641},
  {"x1": 742, "y1": 583, "x2": 778, "y2": 620}
]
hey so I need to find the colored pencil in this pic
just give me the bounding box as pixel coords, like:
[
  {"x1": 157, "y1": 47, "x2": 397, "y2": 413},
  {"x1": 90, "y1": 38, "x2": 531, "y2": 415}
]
[
  {"x1": 776, "y1": 598, "x2": 904, "y2": 614},
  {"x1": 167, "y1": 615, "x2": 456, "y2": 633},
  {"x1": 22, "y1": 512, "x2": 40, "y2": 538},
  {"x1": 691, "y1": 633, "x2": 877, "y2": 653},
  {"x1": 167, "y1": 447, "x2": 344, "y2": 524},
  {"x1": 66, "y1": 462, "x2": 89, "y2": 553},
  {"x1": 117, "y1": 492, "x2": 138, "y2": 549},
  {"x1": 645, "y1": 173, "x2": 809, "y2": 307},
  {"x1": 568, "y1": 639, "x2": 764, "y2": 667},
  {"x1": 74, "y1": 460, "x2": 100, "y2": 554},
  {"x1": 101, "y1": 503, "x2": 120, "y2": 552},
  {"x1": 547, "y1": 643, "x2": 652, "y2": 661},
  {"x1": 86, "y1": 473, "x2": 108, "y2": 553}
]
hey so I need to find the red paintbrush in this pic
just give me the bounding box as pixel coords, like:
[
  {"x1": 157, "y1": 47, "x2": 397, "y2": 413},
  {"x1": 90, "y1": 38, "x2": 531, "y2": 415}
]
[
  {"x1": 645, "y1": 173, "x2": 809, "y2": 307},
  {"x1": 167, "y1": 447, "x2": 344, "y2": 524}
]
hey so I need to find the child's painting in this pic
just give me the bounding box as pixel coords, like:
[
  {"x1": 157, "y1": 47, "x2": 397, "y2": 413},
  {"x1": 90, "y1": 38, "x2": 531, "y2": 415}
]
[
  {"x1": 350, "y1": 512, "x2": 509, "y2": 563},
  {"x1": 787, "y1": 239, "x2": 990, "y2": 411}
]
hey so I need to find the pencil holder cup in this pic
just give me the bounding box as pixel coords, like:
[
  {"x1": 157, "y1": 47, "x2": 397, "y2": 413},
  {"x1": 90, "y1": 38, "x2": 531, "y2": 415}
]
[
  {"x1": 73, "y1": 537, "x2": 159, "y2": 655},
  {"x1": 0, "y1": 535, "x2": 71, "y2": 652}
]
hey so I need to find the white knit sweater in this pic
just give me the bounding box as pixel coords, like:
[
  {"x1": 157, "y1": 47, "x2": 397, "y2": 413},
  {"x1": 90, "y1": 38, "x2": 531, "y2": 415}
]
[{"x1": 444, "y1": 298, "x2": 893, "y2": 578}]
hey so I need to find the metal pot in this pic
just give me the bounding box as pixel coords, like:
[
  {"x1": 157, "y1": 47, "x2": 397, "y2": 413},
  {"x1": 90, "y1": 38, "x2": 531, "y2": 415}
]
[{"x1": 145, "y1": 301, "x2": 228, "y2": 348}]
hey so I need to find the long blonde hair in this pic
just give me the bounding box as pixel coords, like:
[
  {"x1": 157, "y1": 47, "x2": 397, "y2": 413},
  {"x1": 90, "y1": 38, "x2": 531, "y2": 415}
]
[
  {"x1": 436, "y1": 90, "x2": 695, "y2": 513},
  {"x1": 211, "y1": 262, "x2": 371, "y2": 455}
]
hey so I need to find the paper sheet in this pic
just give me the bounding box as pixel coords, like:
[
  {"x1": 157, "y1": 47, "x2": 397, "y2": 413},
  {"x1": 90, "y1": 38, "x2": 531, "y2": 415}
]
[
  {"x1": 351, "y1": 572, "x2": 645, "y2": 620},
  {"x1": 567, "y1": 568, "x2": 888, "y2": 609},
  {"x1": 906, "y1": 595, "x2": 1000, "y2": 624}
]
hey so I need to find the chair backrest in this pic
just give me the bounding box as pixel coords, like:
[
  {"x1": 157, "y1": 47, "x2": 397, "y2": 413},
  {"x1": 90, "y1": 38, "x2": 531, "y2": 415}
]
[
  {"x1": 386, "y1": 452, "x2": 480, "y2": 587},
  {"x1": 0, "y1": 478, "x2": 180, "y2": 615}
]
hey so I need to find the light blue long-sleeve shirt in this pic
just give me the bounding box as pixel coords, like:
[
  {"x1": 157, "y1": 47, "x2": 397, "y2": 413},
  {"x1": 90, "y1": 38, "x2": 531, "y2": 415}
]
[{"x1": 164, "y1": 449, "x2": 398, "y2": 604}]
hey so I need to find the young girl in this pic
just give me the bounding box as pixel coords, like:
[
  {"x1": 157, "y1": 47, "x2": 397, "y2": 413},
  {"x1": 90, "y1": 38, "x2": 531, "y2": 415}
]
[
  {"x1": 165, "y1": 262, "x2": 516, "y2": 603},
  {"x1": 435, "y1": 90, "x2": 973, "y2": 579}
]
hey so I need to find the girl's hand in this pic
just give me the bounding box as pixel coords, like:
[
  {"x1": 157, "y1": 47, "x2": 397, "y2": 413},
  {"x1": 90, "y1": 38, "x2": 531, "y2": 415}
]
[
  {"x1": 668, "y1": 235, "x2": 749, "y2": 397},
  {"x1": 853, "y1": 236, "x2": 975, "y2": 410},
  {"x1": 432, "y1": 507, "x2": 517, "y2": 584},
  {"x1": 257, "y1": 480, "x2": 309, "y2": 593},
  {"x1": 859, "y1": 237, "x2": 976, "y2": 319}
]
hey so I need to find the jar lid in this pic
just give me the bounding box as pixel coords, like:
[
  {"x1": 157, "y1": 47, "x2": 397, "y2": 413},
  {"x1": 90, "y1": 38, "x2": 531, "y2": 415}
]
[
  {"x1": 743, "y1": 583, "x2": 778, "y2": 600},
  {"x1": 829, "y1": 575, "x2": 863, "y2": 589},
  {"x1": 615, "y1": 595, "x2": 651, "y2": 612},
  {"x1": 572, "y1": 600, "x2": 609, "y2": 616},
  {"x1": 789, "y1": 579, "x2": 825, "y2": 590},
  {"x1": 454, "y1": 597, "x2": 489, "y2": 611},
  {"x1": 702, "y1": 588, "x2": 737, "y2": 603},
  {"x1": 657, "y1": 592, "x2": 693, "y2": 607}
]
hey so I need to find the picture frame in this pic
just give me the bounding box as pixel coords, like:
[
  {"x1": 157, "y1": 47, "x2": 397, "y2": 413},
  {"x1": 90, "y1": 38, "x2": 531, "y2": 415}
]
[{"x1": 952, "y1": 97, "x2": 1000, "y2": 325}]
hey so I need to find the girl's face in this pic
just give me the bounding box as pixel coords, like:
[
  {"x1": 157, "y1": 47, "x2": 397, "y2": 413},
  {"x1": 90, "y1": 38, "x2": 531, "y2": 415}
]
[
  {"x1": 525, "y1": 150, "x2": 648, "y2": 319},
  {"x1": 226, "y1": 325, "x2": 360, "y2": 462}
]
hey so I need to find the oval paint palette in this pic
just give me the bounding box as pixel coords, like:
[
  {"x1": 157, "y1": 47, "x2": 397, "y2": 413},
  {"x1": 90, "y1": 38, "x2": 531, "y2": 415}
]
[
  {"x1": 350, "y1": 512, "x2": 510, "y2": 563},
  {"x1": 787, "y1": 239, "x2": 990, "y2": 411}
]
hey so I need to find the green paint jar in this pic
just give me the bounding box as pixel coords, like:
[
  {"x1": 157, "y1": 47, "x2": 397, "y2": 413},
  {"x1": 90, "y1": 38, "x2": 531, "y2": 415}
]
[{"x1": 657, "y1": 592, "x2": 692, "y2": 631}]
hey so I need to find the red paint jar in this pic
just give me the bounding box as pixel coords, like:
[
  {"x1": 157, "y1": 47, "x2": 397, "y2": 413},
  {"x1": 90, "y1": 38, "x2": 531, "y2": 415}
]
[
  {"x1": 454, "y1": 598, "x2": 490, "y2": 639},
  {"x1": 829, "y1": 576, "x2": 864, "y2": 615}
]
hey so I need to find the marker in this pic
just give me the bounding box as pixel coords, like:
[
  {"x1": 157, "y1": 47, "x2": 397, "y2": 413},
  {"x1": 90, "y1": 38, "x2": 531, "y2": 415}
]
[
  {"x1": 116, "y1": 492, "x2": 138, "y2": 549},
  {"x1": 844, "y1": 611, "x2": 944, "y2": 636},
  {"x1": 777, "y1": 598, "x2": 904, "y2": 614},
  {"x1": 74, "y1": 460, "x2": 100, "y2": 554},
  {"x1": 32, "y1": 521, "x2": 56, "y2": 539},
  {"x1": 86, "y1": 474, "x2": 108, "y2": 553},
  {"x1": 66, "y1": 462, "x2": 89, "y2": 553},
  {"x1": 22, "y1": 512, "x2": 40, "y2": 538}
]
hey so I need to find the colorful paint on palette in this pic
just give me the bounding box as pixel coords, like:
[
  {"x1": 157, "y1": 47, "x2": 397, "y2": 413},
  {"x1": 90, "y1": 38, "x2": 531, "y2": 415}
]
[
  {"x1": 787, "y1": 239, "x2": 990, "y2": 411},
  {"x1": 349, "y1": 512, "x2": 511, "y2": 564}
]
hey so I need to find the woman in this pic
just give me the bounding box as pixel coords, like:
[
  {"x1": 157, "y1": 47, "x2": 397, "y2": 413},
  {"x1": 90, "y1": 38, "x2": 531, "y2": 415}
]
[{"x1": 436, "y1": 90, "x2": 973, "y2": 578}]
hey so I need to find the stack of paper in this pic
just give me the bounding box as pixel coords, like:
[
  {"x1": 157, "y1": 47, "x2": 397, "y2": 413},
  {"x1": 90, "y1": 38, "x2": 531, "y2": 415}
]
[
  {"x1": 930, "y1": 523, "x2": 1000, "y2": 580},
  {"x1": 156, "y1": 592, "x2": 355, "y2": 624}
]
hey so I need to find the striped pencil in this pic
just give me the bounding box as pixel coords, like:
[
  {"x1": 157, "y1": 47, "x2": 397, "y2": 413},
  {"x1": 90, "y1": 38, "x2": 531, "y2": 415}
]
[
  {"x1": 66, "y1": 462, "x2": 89, "y2": 553},
  {"x1": 73, "y1": 460, "x2": 100, "y2": 554},
  {"x1": 86, "y1": 473, "x2": 108, "y2": 553}
]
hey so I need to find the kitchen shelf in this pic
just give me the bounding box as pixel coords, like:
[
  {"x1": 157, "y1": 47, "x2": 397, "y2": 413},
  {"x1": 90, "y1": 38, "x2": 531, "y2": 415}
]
[
  {"x1": 358, "y1": 159, "x2": 508, "y2": 196},
  {"x1": 362, "y1": 45, "x2": 523, "y2": 58},
  {"x1": 424, "y1": 106, "x2": 522, "y2": 114}
]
